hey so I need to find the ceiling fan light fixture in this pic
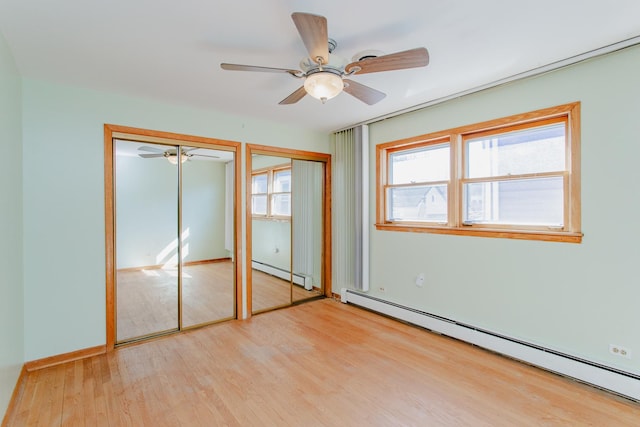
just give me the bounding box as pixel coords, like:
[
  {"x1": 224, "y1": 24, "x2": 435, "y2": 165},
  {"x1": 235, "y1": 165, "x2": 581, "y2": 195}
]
[
  {"x1": 165, "y1": 152, "x2": 189, "y2": 164},
  {"x1": 304, "y1": 71, "x2": 343, "y2": 103}
]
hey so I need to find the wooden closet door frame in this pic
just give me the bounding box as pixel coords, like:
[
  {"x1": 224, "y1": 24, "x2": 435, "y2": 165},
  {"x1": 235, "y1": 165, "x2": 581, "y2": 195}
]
[
  {"x1": 104, "y1": 124, "x2": 242, "y2": 350},
  {"x1": 246, "y1": 144, "x2": 332, "y2": 317}
]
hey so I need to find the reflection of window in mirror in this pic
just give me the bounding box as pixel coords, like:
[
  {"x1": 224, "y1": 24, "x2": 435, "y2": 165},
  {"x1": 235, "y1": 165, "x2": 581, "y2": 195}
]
[
  {"x1": 251, "y1": 164, "x2": 291, "y2": 219},
  {"x1": 251, "y1": 173, "x2": 268, "y2": 215}
]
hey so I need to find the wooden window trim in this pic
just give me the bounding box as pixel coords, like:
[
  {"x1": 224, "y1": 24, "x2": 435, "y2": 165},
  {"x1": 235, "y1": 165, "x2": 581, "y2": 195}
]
[
  {"x1": 251, "y1": 164, "x2": 292, "y2": 220},
  {"x1": 375, "y1": 102, "x2": 582, "y2": 243}
]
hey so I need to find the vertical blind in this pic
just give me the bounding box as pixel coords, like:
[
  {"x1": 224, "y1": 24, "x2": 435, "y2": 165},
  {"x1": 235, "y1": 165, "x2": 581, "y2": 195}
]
[
  {"x1": 224, "y1": 161, "x2": 234, "y2": 255},
  {"x1": 292, "y1": 160, "x2": 323, "y2": 287},
  {"x1": 333, "y1": 125, "x2": 369, "y2": 291}
]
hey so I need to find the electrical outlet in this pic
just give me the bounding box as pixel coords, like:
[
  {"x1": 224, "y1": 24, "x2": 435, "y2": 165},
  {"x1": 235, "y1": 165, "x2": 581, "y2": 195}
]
[
  {"x1": 415, "y1": 273, "x2": 425, "y2": 287},
  {"x1": 378, "y1": 286, "x2": 386, "y2": 293},
  {"x1": 610, "y1": 344, "x2": 632, "y2": 359}
]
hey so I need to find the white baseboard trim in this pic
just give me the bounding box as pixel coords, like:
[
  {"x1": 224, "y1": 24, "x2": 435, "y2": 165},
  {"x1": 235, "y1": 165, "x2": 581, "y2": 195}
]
[
  {"x1": 341, "y1": 288, "x2": 640, "y2": 402},
  {"x1": 252, "y1": 261, "x2": 312, "y2": 290}
]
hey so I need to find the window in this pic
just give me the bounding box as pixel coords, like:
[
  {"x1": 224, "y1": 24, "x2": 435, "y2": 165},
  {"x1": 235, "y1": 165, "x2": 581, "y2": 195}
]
[
  {"x1": 376, "y1": 102, "x2": 582, "y2": 243},
  {"x1": 251, "y1": 165, "x2": 291, "y2": 218},
  {"x1": 386, "y1": 140, "x2": 450, "y2": 224}
]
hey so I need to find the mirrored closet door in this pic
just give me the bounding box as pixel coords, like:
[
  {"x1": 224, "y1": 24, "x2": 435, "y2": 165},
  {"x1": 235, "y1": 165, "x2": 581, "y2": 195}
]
[
  {"x1": 114, "y1": 139, "x2": 237, "y2": 344},
  {"x1": 291, "y1": 159, "x2": 324, "y2": 303},
  {"x1": 247, "y1": 146, "x2": 331, "y2": 315},
  {"x1": 250, "y1": 156, "x2": 293, "y2": 312}
]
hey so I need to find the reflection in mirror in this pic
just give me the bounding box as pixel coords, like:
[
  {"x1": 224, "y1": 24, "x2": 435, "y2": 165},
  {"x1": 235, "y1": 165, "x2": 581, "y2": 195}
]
[
  {"x1": 250, "y1": 154, "x2": 325, "y2": 313},
  {"x1": 115, "y1": 140, "x2": 179, "y2": 341},
  {"x1": 251, "y1": 155, "x2": 292, "y2": 313},
  {"x1": 181, "y1": 146, "x2": 235, "y2": 327},
  {"x1": 292, "y1": 159, "x2": 324, "y2": 303},
  {"x1": 114, "y1": 140, "x2": 236, "y2": 343}
]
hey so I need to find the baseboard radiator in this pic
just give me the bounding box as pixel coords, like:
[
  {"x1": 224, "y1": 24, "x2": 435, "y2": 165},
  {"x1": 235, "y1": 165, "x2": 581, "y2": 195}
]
[
  {"x1": 252, "y1": 261, "x2": 312, "y2": 290},
  {"x1": 341, "y1": 288, "x2": 640, "y2": 402}
]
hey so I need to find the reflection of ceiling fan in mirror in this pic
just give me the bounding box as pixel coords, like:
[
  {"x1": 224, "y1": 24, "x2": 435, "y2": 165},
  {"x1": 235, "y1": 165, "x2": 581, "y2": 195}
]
[
  {"x1": 137, "y1": 146, "x2": 220, "y2": 164},
  {"x1": 220, "y1": 12, "x2": 429, "y2": 105}
]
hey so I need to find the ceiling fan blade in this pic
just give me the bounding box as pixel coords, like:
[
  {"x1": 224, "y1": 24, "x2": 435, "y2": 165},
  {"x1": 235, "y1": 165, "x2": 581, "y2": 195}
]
[
  {"x1": 343, "y1": 79, "x2": 386, "y2": 105},
  {"x1": 220, "y1": 63, "x2": 303, "y2": 76},
  {"x1": 279, "y1": 86, "x2": 308, "y2": 105},
  {"x1": 138, "y1": 146, "x2": 164, "y2": 153},
  {"x1": 138, "y1": 153, "x2": 164, "y2": 158},
  {"x1": 193, "y1": 154, "x2": 220, "y2": 159},
  {"x1": 291, "y1": 12, "x2": 329, "y2": 65},
  {"x1": 345, "y1": 47, "x2": 429, "y2": 75}
]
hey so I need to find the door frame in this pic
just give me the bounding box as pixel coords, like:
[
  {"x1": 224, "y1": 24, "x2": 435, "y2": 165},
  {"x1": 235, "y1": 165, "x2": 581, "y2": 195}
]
[
  {"x1": 104, "y1": 124, "x2": 242, "y2": 350},
  {"x1": 246, "y1": 144, "x2": 332, "y2": 316}
]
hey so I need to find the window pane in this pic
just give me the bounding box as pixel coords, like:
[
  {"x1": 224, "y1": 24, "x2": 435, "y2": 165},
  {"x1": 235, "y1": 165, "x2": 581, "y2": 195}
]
[
  {"x1": 390, "y1": 144, "x2": 450, "y2": 184},
  {"x1": 273, "y1": 169, "x2": 291, "y2": 192},
  {"x1": 463, "y1": 177, "x2": 563, "y2": 226},
  {"x1": 252, "y1": 174, "x2": 267, "y2": 194},
  {"x1": 387, "y1": 185, "x2": 447, "y2": 222},
  {"x1": 466, "y1": 123, "x2": 565, "y2": 178},
  {"x1": 272, "y1": 193, "x2": 291, "y2": 216},
  {"x1": 252, "y1": 195, "x2": 267, "y2": 215}
]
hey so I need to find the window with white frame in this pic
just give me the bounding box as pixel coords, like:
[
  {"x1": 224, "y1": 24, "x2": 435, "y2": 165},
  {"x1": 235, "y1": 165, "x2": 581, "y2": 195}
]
[
  {"x1": 251, "y1": 166, "x2": 291, "y2": 218},
  {"x1": 376, "y1": 103, "x2": 582, "y2": 243}
]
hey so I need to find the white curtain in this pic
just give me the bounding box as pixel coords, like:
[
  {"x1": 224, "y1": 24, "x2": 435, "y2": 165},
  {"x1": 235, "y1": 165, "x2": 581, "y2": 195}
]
[
  {"x1": 333, "y1": 125, "x2": 369, "y2": 291},
  {"x1": 292, "y1": 160, "x2": 323, "y2": 288}
]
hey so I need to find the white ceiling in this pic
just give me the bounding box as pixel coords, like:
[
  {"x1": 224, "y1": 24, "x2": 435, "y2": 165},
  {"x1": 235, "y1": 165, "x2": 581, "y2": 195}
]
[{"x1": 1, "y1": 1, "x2": 639, "y2": 133}]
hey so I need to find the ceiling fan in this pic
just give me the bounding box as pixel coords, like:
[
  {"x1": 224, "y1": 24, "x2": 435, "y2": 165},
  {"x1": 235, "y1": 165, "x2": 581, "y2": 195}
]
[
  {"x1": 220, "y1": 12, "x2": 429, "y2": 105},
  {"x1": 137, "y1": 146, "x2": 219, "y2": 164}
]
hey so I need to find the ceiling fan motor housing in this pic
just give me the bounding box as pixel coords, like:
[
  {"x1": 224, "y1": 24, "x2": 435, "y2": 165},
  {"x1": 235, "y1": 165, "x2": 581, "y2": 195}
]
[{"x1": 299, "y1": 52, "x2": 348, "y2": 74}]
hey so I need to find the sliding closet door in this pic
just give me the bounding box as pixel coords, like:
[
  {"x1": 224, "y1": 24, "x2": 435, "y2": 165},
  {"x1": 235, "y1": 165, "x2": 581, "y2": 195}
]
[
  {"x1": 181, "y1": 146, "x2": 235, "y2": 327},
  {"x1": 248, "y1": 149, "x2": 329, "y2": 315},
  {"x1": 251, "y1": 155, "x2": 292, "y2": 313},
  {"x1": 292, "y1": 159, "x2": 324, "y2": 303},
  {"x1": 115, "y1": 140, "x2": 179, "y2": 342}
]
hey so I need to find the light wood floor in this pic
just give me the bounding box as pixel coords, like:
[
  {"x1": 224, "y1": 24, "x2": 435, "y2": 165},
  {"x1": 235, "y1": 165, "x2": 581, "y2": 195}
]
[
  {"x1": 251, "y1": 269, "x2": 323, "y2": 313},
  {"x1": 117, "y1": 261, "x2": 321, "y2": 341},
  {"x1": 7, "y1": 299, "x2": 640, "y2": 426},
  {"x1": 117, "y1": 262, "x2": 235, "y2": 341}
]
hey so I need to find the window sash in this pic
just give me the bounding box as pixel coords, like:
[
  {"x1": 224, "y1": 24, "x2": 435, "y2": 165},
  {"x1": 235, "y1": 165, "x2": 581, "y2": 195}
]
[
  {"x1": 388, "y1": 142, "x2": 450, "y2": 185},
  {"x1": 461, "y1": 175, "x2": 566, "y2": 229},
  {"x1": 251, "y1": 194, "x2": 268, "y2": 216},
  {"x1": 463, "y1": 118, "x2": 567, "y2": 180},
  {"x1": 271, "y1": 192, "x2": 291, "y2": 217},
  {"x1": 384, "y1": 181, "x2": 449, "y2": 224},
  {"x1": 251, "y1": 173, "x2": 268, "y2": 194}
]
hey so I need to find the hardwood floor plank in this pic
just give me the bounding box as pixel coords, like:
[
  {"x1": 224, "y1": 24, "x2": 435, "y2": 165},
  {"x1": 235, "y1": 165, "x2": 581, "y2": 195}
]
[{"x1": 9, "y1": 299, "x2": 640, "y2": 426}]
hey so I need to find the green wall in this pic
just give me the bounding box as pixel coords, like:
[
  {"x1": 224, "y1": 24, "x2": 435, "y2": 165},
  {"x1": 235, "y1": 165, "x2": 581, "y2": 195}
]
[
  {"x1": 115, "y1": 153, "x2": 229, "y2": 269},
  {"x1": 0, "y1": 30, "x2": 24, "y2": 418},
  {"x1": 367, "y1": 44, "x2": 640, "y2": 374},
  {"x1": 21, "y1": 78, "x2": 329, "y2": 361},
  {"x1": 251, "y1": 155, "x2": 292, "y2": 271}
]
